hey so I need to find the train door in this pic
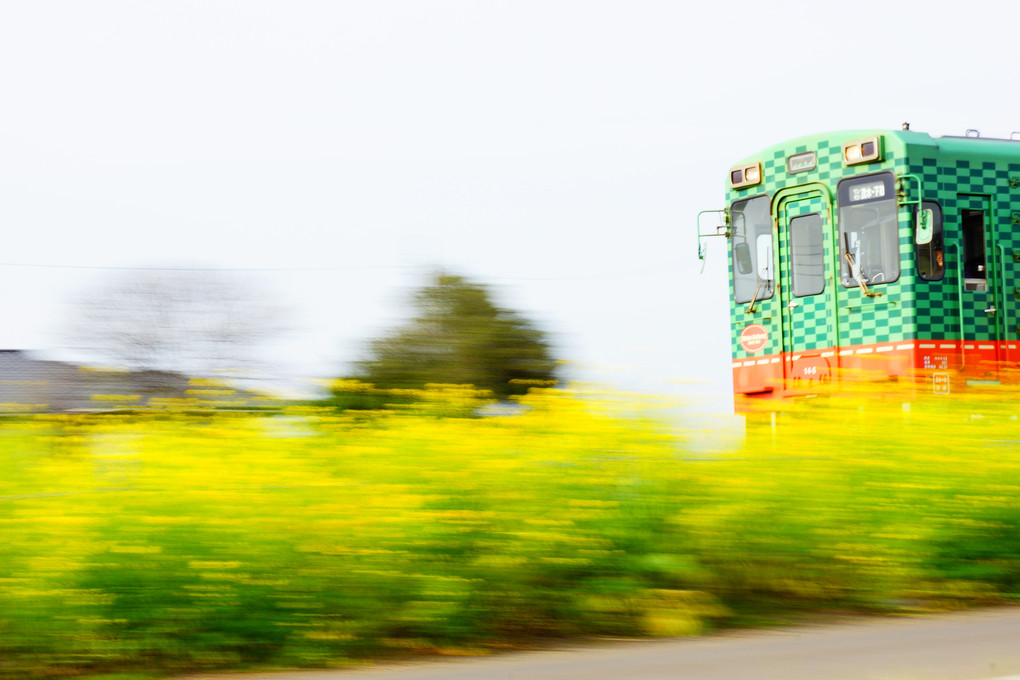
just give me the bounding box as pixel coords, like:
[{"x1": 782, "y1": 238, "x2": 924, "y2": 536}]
[
  {"x1": 776, "y1": 188, "x2": 837, "y2": 389},
  {"x1": 955, "y1": 194, "x2": 1005, "y2": 376}
]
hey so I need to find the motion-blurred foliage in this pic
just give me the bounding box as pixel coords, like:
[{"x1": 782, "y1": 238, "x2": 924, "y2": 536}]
[
  {"x1": 2, "y1": 384, "x2": 1020, "y2": 679},
  {"x1": 333, "y1": 273, "x2": 559, "y2": 407}
]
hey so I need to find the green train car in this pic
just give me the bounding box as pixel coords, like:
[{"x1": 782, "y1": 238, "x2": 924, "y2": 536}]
[{"x1": 698, "y1": 126, "x2": 1020, "y2": 406}]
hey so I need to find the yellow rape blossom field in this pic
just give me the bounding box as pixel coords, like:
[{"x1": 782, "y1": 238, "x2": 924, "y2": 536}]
[{"x1": 2, "y1": 384, "x2": 1020, "y2": 679}]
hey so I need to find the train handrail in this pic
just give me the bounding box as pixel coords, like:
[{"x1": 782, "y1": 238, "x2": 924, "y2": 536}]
[
  {"x1": 897, "y1": 172, "x2": 923, "y2": 212},
  {"x1": 998, "y1": 243, "x2": 1010, "y2": 362},
  {"x1": 950, "y1": 242, "x2": 966, "y2": 369}
]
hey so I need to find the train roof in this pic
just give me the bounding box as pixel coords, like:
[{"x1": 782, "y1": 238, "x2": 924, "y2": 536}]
[{"x1": 730, "y1": 128, "x2": 1020, "y2": 167}]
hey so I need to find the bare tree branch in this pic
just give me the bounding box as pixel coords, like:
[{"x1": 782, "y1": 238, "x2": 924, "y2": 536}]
[{"x1": 63, "y1": 269, "x2": 288, "y2": 379}]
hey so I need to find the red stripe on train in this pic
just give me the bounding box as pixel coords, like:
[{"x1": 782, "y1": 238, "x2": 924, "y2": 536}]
[{"x1": 732, "y1": 339, "x2": 1020, "y2": 400}]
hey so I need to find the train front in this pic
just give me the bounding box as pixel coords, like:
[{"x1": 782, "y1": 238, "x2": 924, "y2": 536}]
[{"x1": 703, "y1": 130, "x2": 919, "y2": 409}]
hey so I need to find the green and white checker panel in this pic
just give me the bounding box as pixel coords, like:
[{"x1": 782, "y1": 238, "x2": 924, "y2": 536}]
[
  {"x1": 954, "y1": 193, "x2": 999, "y2": 342},
  {"x1": 723, "y1": 127, "x2": 1020, "y2": 388},
  {"x1": 727, "y1": 131, "x2": 915, "y2": 358},
  {"x1": 909, "y1": 147, "x2": 961, "y2": 338},
  {"x1": 775, "y1": 190, "x2": 834, "y2": 354},
  {"x1": 833, "y1": 150, "x2": 915, "y2": 349},
  {"x1": 908, "y1": 153, "x2": 1020, "y2": 344}
]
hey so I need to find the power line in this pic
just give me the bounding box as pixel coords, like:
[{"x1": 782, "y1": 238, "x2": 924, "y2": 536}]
[
  {"x1": 0, "y1": 261, "x2": 418, "y2": 273},
  {"x1": 0, "y1": 260, "x2": 676, "y2": 280}
]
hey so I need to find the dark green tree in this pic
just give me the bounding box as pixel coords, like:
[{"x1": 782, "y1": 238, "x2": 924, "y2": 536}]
[{"x1": 341, "y1": 273, "x2": 558, "y2": 403}]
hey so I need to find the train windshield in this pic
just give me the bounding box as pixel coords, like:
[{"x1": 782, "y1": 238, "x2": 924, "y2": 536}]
[
  {"x1": 731, "y1": 195, "x2": 774, "y2": 303},
  {"x1": 837, "y1": 173, "x2": 899, "y2": 287}
]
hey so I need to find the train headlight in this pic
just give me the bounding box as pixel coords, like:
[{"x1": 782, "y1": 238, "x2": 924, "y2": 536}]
[
  {"x1": 843, "y1": 136, "x2": 882, "y2": 165},
  {"x1": 729, "y1": 162, "x2": 762, "y2": 189}
]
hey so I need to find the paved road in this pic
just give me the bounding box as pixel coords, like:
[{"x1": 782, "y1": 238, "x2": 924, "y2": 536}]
[{"x1": 183, "y1": 607, "x2": 1020, "y2": 680}]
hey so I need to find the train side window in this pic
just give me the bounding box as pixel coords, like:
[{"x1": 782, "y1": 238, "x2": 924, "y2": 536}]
[
  {"x1": 790, "y1": 213, "x2": 824, "y2": 297},
  {"x1": 731, "y1": 195, "x2": 774, "y2": 304},
  {"x1": 962, "y1": 209, "x2": 987, "y2": 291},
  {"x1": 915, "y1": 201, "x2": 944, "y2": 281}
]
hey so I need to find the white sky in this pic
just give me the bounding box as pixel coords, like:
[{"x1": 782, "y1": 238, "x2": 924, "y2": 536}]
[{"x1": 2, "y1": 0, "x2": 1019, "y2": 402}]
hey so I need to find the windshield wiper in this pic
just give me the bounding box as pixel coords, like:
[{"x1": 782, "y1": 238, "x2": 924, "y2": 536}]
[
  {"x1": 745, "y1": 269, "x2": 771, "y2": 314},
  {"x1": 843, "y1": 233, "x2": 881, "y2": 298}
]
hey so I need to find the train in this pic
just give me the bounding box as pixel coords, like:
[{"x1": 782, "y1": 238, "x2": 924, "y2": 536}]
[{"x1": 698, "y1": 125, "x2": 1020, "y2": 408}]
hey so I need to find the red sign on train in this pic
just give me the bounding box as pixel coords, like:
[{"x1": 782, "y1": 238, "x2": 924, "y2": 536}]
[{"x1": 739, "y1": 324, "x2": 768, "y2": 353}]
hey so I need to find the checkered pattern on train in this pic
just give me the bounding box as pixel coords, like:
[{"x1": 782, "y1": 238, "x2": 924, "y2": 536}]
[
  {"x1": 728, "y1": 141, "x2": 843, "y2": 357},
  {"x1": 910, "y1": 156, "x2": 1020, "y2": 342},
  {"x1": 984, "y1": 164, "x2": 1020, "y2": 341},
  {"x1": 727, "y1": 137, "x2": 912, "y2": 357},
  {"x1": 834, "y1": 152, "x2": 915, "y2": 348},
  {"x1": 777, "y1": 190, "x2": 834, "y2": 352}
]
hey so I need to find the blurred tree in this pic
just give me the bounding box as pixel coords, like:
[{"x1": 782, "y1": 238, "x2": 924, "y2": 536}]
[
  {"x1": 63, "y1": 269, "x2": 287, "y2": 380},
  {"x1": 341, "y1": 273, "x2": 558, "y2": 403}
]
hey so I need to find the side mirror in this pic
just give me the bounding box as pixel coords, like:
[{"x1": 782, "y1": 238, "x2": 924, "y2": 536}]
[
  {"x1": 734, "y1": 242, "x2": 753, "y2": 274},
  {"x1": 916, "y1": 208, "x2": 934, "y2": 245}
]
